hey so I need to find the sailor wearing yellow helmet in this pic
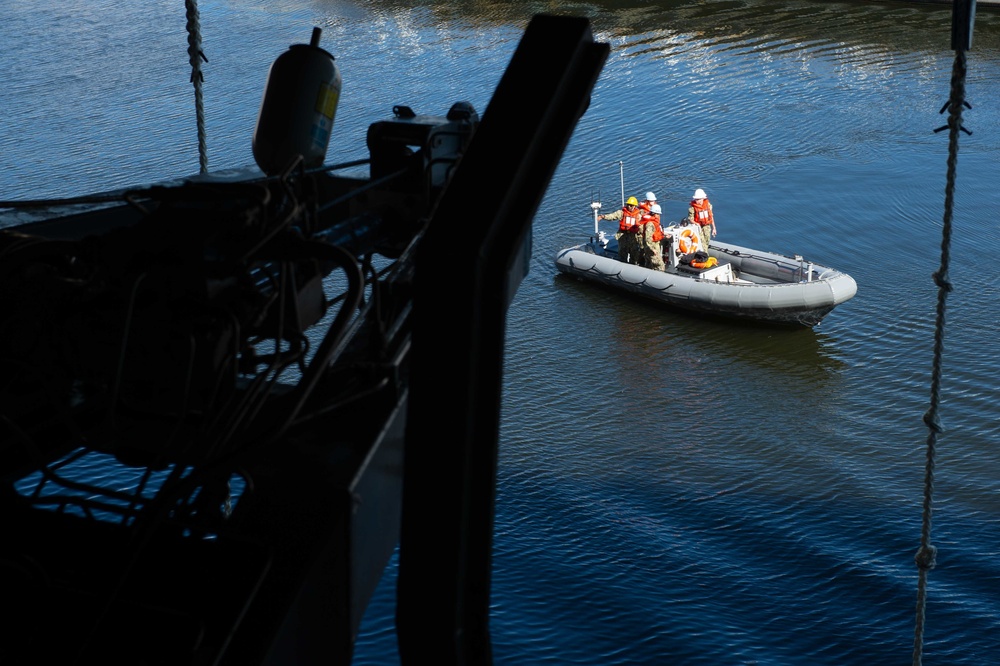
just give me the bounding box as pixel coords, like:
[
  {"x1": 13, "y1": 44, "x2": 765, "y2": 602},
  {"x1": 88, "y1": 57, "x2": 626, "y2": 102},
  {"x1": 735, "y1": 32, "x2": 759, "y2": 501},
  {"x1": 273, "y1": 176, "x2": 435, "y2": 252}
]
[{"x1": 598, "y1": 195, "x2": 644, "y2": 264}]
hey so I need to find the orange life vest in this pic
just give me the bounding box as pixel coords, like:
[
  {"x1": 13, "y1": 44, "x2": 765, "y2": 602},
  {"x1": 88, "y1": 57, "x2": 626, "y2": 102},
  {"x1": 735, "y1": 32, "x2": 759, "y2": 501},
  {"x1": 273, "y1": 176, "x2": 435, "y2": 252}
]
[
  {"x1": 619, "y1": 205, "x2": 642, "y2": 233},
  {"x1": 638, "y1": 206, "x2": 664, "y2": 242},
  {"x1": 690, "y1": 256, "x2": 718, "y2": 269},
  {"x1": 690, "y1": 198, "x2": 714, "y2": 227}
]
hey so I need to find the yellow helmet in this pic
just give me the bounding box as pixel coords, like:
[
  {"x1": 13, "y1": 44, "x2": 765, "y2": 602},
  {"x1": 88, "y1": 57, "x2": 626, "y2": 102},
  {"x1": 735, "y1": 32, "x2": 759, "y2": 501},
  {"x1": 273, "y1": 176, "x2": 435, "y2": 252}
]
[{"x1": 626, "y1": 196, "x2": 638, "y2": 206}]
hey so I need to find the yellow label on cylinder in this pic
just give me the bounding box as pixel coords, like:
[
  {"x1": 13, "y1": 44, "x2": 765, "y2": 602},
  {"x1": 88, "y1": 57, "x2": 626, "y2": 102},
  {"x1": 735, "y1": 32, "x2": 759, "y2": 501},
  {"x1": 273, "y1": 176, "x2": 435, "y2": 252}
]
[{"x1": 315, "y1": 82, "x2": 340, "y2": 120}]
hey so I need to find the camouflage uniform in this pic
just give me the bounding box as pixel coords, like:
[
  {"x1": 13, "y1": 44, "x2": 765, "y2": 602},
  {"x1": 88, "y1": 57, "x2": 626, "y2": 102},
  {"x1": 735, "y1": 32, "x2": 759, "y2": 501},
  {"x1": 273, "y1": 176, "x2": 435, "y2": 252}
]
[
  {"x1": 641, "y1": 222, "x2": 666, "y2": 271},
  {"x1": 602, "y1": 206, "x2": 642, "y2": 265},
  {"x1": 687, "y1": 196, "x2": 715, "y2": 251},
  {"x1": 614, "y1": 229, "x2": 640, "y2": 264}
]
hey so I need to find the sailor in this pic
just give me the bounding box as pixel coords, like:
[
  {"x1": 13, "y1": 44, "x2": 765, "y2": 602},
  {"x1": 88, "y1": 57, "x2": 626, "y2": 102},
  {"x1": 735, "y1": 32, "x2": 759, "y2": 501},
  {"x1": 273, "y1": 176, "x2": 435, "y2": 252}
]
[
  {"x1": 637, "y1": 193, "x2": 665, "y2": 271},
  {"x1": 640, "y1": 191, "x2": 658, "y2": 213},
  {"x1": 687, "y1": 188, "x2": 716, "y2": 251},
  {"x1": 598, "y1": 196, "x2": 643, "y2": 265}
]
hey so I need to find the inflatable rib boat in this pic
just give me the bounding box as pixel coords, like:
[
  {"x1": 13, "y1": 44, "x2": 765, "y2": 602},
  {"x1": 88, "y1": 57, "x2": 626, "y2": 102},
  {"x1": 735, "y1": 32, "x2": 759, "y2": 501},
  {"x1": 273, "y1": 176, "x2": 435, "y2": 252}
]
[{"x1": 554, "y1": 215, "x2": 858, "y2": 328}]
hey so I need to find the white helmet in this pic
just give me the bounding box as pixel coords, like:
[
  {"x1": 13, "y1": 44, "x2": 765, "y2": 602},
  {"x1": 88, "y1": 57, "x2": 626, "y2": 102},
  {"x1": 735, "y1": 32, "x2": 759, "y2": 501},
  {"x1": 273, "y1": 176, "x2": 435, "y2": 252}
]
[
  {"x1": 693, "y1": 188, "x2": 707, "y2": 200},
  {"x1": 645, "y1": 191, "x2": 657, "y2": 202},
  {"x1": 650, "y1": 204, "x2": 662, "y2": 214}
]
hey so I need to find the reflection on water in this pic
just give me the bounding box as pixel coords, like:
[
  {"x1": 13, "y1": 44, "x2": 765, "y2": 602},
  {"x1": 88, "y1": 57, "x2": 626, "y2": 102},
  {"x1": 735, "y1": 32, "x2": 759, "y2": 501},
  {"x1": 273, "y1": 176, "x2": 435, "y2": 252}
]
[{"x1": 3, "y1": 1, "x2": 1000, "y2": 665}]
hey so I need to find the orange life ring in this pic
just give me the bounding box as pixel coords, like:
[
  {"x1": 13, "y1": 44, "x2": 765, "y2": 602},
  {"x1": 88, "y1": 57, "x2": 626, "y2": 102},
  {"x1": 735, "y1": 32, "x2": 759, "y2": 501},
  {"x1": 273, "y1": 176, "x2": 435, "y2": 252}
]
[{"x1": 677, "y1": 228, "x2": 701, "y2": 254}]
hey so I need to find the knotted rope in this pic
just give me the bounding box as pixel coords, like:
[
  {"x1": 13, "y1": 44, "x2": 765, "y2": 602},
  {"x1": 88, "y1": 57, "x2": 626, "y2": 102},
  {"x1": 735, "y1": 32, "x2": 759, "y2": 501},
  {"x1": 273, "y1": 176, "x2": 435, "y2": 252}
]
[
  {"x1": 912, "y1": 35, "x2": 971, "y2": 666},
  {"x1": 185, "y1": 0, "x2": 209, "y2": 174}
]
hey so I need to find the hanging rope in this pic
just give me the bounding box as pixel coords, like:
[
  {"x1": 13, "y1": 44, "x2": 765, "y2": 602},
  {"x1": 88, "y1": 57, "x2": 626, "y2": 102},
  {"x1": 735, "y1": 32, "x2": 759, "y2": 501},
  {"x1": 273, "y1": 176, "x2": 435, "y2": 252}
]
[
  {"x1": 912, "y1": 2, "x2": 975, "y2": 663},
  {"x1": 185, "y1": 0, "x2": 209, "y2": 174}
]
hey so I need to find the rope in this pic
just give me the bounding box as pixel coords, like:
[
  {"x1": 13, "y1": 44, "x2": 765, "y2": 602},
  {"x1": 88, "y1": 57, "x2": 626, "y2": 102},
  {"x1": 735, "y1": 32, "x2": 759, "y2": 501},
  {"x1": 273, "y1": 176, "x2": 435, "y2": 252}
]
[
  {"x1": 185, "y1": 0, "x2": 209, "y2": 174},
  {"x1": 912, "y1": 46, "x2": 968, "y2": 666}
]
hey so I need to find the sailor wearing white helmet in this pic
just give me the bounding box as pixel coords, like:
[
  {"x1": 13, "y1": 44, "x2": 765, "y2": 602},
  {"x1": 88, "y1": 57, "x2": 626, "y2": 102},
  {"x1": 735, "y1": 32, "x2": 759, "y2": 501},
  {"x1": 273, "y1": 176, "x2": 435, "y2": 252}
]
[
  {"x1": 687, "y1": 187, "x2": 716, "y2": 251},
  {"x1": 638, "y1": 194, "x2": 666, "y2": 271}
]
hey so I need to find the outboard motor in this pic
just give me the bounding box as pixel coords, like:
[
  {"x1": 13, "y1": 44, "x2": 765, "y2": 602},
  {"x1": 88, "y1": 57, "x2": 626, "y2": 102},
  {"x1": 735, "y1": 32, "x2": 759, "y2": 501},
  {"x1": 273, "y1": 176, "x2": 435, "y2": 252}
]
[{"x1": 252, "y1": 27, "x2": 342, "y2": 175}]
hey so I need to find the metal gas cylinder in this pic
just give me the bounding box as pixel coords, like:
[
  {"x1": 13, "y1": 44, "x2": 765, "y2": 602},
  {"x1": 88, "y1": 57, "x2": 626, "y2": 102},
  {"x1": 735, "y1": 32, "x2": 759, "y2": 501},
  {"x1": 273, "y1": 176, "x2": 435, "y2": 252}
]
[{"x1": 252, "y1": 27, "x2": 342, "y2": 176}]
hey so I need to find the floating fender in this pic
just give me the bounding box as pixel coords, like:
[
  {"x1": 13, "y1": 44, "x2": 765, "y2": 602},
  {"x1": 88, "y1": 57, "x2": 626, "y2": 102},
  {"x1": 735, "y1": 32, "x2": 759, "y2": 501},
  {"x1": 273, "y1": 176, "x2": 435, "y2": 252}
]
[{"x1": 252, "y1": 27, "x2": 342, "y2": 175}]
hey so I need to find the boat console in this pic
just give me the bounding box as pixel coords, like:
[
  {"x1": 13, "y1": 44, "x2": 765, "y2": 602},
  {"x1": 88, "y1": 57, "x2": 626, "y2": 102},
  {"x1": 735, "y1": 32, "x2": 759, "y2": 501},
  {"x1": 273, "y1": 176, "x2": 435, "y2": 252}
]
[
  {"x1": 662, "y1": 222, "x2": 736, "y2": 283},
  {"x1": 675, "y1": 260, "x2": 735, "y2": 283}
]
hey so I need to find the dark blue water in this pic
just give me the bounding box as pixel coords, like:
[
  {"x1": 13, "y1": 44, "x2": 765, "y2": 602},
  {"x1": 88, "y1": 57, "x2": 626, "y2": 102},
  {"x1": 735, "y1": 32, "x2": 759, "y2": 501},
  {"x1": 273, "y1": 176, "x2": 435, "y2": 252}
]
[{"x1": 3, "y1": 1, "x2": 1000, "y2": 664}]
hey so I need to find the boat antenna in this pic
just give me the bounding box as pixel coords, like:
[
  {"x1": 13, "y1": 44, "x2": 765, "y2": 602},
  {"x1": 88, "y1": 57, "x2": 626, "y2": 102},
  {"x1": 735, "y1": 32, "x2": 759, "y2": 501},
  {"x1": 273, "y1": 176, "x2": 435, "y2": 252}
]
[
  {"x1": 912, "y1": 2, "x2": 975, "y2": 665},
  {"x1": 617, "y1": 160, "x2": 625, "y2": 207}
]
